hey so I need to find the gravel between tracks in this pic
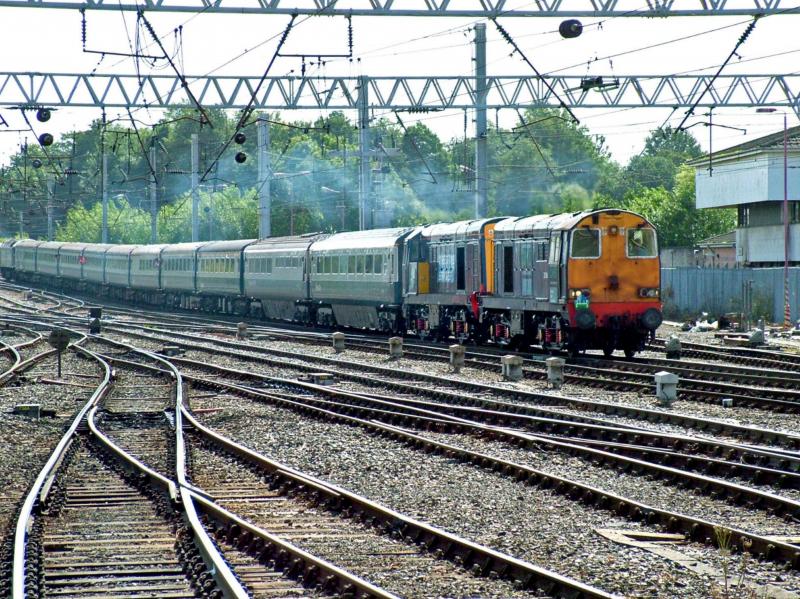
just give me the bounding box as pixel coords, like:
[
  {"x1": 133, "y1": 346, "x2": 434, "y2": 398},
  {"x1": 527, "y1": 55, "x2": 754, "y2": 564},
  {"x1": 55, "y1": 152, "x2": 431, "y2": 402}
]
[
  {"x1": 416, "y1": 431, "x2": 800, "y2": 536},
  {"x1": 190, "y1": 442, "x2": 542, "y2": 599},
  {"x1": 190, "y1": 389, "x2": 750, "y2": 599}
]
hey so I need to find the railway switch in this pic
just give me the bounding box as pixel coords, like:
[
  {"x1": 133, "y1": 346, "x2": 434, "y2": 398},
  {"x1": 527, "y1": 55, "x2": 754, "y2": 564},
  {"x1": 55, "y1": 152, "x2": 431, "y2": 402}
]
[
  {"x1": 388, "y1": 337, "x2": 403, "y2": 359},
  {"x1": 449, "y1": 344, "x2": 465, "y2": 373},
  {"x1": 546, "y1": 357, "x2": 565, "y2": 389},
  {"x1": 654, "y1": 371, "x2": 678, "y2": 406},
  {"x1": 332, "y1": 332, "x2": 346, "y2": 353},
  {"x1": 664, "y1": 335, "x2": 681, "y2": 360},
  {"x1": 502, "y1": 355, "x2": 523, "y2": 381}
]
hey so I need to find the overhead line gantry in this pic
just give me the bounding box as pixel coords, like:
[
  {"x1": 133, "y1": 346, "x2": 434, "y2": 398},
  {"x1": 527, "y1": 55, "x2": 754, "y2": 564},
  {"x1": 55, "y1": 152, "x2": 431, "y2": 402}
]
[{"x1": 0, "y1": 0, "x2": 796, "y2": 17}]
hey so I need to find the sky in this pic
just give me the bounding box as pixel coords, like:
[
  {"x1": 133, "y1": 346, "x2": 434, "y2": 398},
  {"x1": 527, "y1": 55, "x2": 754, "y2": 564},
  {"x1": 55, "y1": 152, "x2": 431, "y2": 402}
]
[{"x1": 0, "y1": 3, "x2": 799, "y2": 170}]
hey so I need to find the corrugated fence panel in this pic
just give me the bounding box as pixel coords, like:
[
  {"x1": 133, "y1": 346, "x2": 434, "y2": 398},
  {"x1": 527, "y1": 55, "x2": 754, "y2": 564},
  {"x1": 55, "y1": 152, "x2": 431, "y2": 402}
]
[{"x1": 661, "y1": 267, "x2": 800, "y2": 323}]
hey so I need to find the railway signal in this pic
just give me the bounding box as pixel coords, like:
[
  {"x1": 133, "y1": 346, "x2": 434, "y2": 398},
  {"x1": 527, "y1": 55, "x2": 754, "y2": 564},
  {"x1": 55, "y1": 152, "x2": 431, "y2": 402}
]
[{"x1": 47, "y1": 329, "x2": 70, "y2": 378}]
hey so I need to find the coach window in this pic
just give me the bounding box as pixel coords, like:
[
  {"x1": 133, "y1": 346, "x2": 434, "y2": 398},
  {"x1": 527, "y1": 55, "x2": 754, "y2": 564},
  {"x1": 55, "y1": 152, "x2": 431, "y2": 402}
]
[
  {"x1": 374, "y1": 254, "x2": 383, "y2": 275},
  {"x1": 626, "y1": 228, "x2": 657, "y2": 258},
  {"x1": 570, "y1": 228, "x2": 601, "y2": 259},
  {"x1": 365, "y1": 254, "x2": 374, "y2": 275},
  {"x1": 357, "y1": 255, "x2": 365, "y2": 274},
  {"x1": 348, "y1": 256, "x2": 356, "y2": 274}
]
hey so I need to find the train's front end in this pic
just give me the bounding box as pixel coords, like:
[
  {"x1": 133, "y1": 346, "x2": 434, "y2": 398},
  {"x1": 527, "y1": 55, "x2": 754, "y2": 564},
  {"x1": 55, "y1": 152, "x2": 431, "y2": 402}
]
[{"x1": 566, "y1": 210, "x2": 662, "y2": 357}]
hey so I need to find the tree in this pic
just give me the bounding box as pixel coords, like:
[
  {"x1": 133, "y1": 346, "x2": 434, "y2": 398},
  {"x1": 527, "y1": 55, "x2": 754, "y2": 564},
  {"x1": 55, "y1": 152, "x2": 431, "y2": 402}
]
[
  {"x1": 158, "y1": 187, "x2": 259, "y2": 242},
  {"x1": 624, "y1": 127, "x2": 702, "y2": 192},
  {"x1": 622, "y1": 165, "x2": 734, "y2": 247},
  {"x1": 55, "y1": 197, "x2": 151, "y2": 243}
]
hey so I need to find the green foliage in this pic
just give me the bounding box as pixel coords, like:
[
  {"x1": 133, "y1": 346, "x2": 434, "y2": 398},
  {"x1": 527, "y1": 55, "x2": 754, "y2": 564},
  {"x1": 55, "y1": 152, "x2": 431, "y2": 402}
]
[
  {"x1": 623, "y1": 127, "x2": 703, "y2": 193},
  {"x1": 55, "y1": 197, "x2": 151, "y2": 243},
  {"x1": 159, "y1": 187, "x2": 259, "y2": 242},
  {"x1": 615, "y1": 165, "x2": 735, "y2": 247},
  {"x1": 6, "y1": 105, "x2": 721, "y2": 247}
]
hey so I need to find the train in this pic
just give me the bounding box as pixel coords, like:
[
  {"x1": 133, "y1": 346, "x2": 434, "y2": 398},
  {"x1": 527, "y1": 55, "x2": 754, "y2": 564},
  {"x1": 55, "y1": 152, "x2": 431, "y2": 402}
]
[{"x1": 0, "y1": 208, "x2": 663, "y2": 357}]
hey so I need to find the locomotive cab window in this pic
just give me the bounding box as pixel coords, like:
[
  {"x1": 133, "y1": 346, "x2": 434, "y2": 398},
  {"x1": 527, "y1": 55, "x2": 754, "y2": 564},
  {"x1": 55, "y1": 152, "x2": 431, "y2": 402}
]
[
  {"x1": 570, "y1": 228, "x2": 600, "y2": 259},
  {"x1": 626, "y1": 228, "x2": 657, "y2": 258}
]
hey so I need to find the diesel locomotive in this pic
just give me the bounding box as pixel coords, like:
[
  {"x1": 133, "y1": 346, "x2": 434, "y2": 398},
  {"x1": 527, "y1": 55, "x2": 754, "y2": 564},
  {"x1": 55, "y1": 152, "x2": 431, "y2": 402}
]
[{"x1": 0, "y1": 208, "x2": 662, "y2": 357}]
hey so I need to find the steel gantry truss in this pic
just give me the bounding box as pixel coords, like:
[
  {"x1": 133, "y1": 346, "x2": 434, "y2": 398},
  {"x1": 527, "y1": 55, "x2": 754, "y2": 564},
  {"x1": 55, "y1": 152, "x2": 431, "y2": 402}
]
[
  {"x1": 2, "y1": 72, "x2": 799, "y2": 114},
  {"x1": 0, "y1": 0, "x2": 797, "y2": 16}
]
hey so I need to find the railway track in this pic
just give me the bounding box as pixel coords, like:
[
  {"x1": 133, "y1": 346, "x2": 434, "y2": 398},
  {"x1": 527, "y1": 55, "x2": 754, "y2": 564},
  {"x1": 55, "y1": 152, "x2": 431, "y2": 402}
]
[
  {"x1": 7, "y1": 285, "x2": 800, "y2": 596},
  {"x1": 27, "y1": 440, "x2": 206, "y2": 599},
  {"x1": 6, "y1": 281, "x2": 800, "y2": 411},
  {"x1": 95, "y1": 322, "x2": 800, "y2": 452},
  {"x1": 84, "y1": 332, "x2": 800, "y2": 574},
  {"x1": 95, "y1": 340, "x2": 610, "y2": 597},
  {"x1": 181, "y1": 372, "x2": 800, "y2": 570}
]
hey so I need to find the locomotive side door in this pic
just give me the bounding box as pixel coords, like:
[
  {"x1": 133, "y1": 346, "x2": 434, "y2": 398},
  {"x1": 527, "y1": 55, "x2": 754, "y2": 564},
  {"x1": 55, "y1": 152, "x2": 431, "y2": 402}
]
[
  {"x1": 547, "y1": 233, "x2": 564, "y2": 303},
  {"x1": 534, "y1": 239, "x2": 549, "y2": 301}
]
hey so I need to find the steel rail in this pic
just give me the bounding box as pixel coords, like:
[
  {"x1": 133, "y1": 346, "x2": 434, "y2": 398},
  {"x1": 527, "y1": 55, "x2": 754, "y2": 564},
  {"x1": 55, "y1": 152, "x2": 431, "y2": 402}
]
[
  {"x1": 173, "y1": 364, "x2": 800, "y2": 523},
  {"x1": 180, "y1": 399, "x2": 618, "y2": 599},
  {"x1": 279, "y1": 331, "x2": 800, "y2": 408},
  {"x1": 185, "y1": 490, "x2": 401, "y2": 599},
  {"x1": 123, "y1": 347, "x2": 250, "y2": 599},
  {"x1": 85, "y1": 341, "x2": 618, "y2": 598},
  {"x1": 101, "y1": 323, "x2": 800, "y2": 450},
  {"x1": 0, "y1": 322, "x2": 44, "y2": 370},
  {"x1": 181, "y1": 373, "x2": 800, "y2": 571},
  {"x1": 88, "y1": 344, "x2": 400, "y2": 598},
  {"x1": 85, "y1": 404, "x2": 179, "y2": 500},
  {"x1": 178, "y1": 370, "x2": 800, "y2": 571},
  {"x1": 652, "y1": 337, "x2": 800, "y2": 369},
  {"x1": 154, "y1": 349, "x2": 800, "y2": 481},
  {"x1": 90, "y1": 353, "x2": 422, "y2": 599},
  {"x1": 11, "y1": 342, "x2": 111, "y2": 599}
]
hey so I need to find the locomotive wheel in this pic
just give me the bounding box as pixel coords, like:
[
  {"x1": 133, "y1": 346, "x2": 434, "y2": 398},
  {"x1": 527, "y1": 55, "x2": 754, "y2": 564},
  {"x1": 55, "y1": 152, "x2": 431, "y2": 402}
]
[
  {"x1": 602, "y1": 343, "x2": 614, "y2": 358},
  {"x1": 623, "y1": 347, "x2": 636, "y2": 359}
]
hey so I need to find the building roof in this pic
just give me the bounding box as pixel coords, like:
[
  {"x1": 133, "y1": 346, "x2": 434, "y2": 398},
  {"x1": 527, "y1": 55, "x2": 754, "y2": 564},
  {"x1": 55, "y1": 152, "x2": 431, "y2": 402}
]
[
  {"x1": 696, "y1": 230, "x2": 735, "y2": 248},
  {"x1": 689, "y1": 124, "x2": 800, "y2": 166}
]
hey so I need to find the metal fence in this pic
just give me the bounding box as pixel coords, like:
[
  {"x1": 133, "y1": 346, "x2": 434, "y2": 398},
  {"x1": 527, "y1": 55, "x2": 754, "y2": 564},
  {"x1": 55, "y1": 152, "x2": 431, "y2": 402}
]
[{"x1": 661, "y1": 267, "x2": 800, "y2": 323}]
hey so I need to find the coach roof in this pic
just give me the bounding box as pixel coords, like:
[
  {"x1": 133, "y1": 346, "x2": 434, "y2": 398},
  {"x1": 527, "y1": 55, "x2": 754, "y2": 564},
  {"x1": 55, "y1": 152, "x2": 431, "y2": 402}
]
[{"x1": 311, "y1": 227, "x2": 415, "y2": 252}]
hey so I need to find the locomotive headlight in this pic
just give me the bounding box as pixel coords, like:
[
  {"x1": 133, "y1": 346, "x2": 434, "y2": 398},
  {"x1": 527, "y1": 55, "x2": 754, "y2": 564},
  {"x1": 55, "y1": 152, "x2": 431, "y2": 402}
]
[
  {"x1": 639, "y1": 287, "x2": 660, "y2": 298},
  {"x1": 569, "y1": 288, "x2": 591, "y2": 298}
]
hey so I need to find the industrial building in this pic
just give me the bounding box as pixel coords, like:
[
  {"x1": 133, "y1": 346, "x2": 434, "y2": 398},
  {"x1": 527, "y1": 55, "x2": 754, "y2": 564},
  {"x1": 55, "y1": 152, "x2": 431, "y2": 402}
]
[{"x1": 691, "y1": 125, "x2": 800, "y2": 266}]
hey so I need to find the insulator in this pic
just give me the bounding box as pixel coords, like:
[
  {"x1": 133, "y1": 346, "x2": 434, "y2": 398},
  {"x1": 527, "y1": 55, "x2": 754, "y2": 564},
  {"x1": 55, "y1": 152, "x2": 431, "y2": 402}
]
[
  {"x1": 559, "y1": 19, "x2": 583, "y2": 39},
  {"x1": 234, "y1": 152, "x2": 247, "y2": 164},
  {"x1": 38, "y1": 133, "x2": 54, "y2": 147},
  {"x1": 234, "y1": 132, "x2": 246, "y2": 145},
  {"x1": 36, "y1": 108, "x2": 51, "y2": 123},
  {"x1": 31, "y1": 159, "x2": 42, "y2": 169}
]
